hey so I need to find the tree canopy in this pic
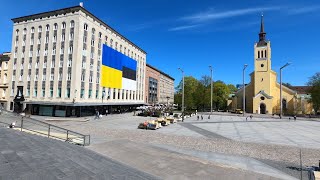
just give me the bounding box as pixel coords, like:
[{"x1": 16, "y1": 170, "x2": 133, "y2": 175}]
[
  {"x1": 307, "y1": 72, "x2": 320, "y2": 114},
  {"x1": 174, "y1": 75, "x2": 235, "y2": 111}
]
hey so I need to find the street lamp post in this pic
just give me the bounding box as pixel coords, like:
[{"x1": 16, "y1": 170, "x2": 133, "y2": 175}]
[
  {"x1": 243, "y1": 64, "x2": 248, "y2": 116},
  {"x1": 280, "y1": 62, "x2": 291, "y2": 119},
  {"x1": 209, "y1": 66, "x2": 213, "y2": 114},
  {"x1": 178, "y1": 68, "x2": 185, "y2": 121}
]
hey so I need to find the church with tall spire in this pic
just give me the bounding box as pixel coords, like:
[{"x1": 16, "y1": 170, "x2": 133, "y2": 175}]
[{"x1": 229, "y1": 15, "x2": 313, "y2": 115}]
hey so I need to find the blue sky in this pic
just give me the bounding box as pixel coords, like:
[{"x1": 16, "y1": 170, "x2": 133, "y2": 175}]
[{"x1": 1, "y1": 0, "x2": 320, "y2": 87}]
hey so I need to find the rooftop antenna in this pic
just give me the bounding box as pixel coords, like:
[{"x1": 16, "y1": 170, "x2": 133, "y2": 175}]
[{"x1": 80, "y1": 2, "x2": 84, "y2": 7}]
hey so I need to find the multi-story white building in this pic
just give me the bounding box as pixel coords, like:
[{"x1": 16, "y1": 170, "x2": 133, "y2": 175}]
[
  {"x1": 0, "y1": 52, "x2": 11, "y2": 109},
  {"x1": 5, "y1": 4, "x2": 146, "y2": 116}
]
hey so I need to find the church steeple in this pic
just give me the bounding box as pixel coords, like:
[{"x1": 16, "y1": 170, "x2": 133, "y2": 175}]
[{"x1": 257, "y1": 14, "x2": 267, "y2": 47}]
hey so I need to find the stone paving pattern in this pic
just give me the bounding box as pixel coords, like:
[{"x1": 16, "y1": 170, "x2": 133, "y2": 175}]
[
  {"x1": 0, "y1": 127, "x2": 159, "y2": 180},
  {"x1": 2, "y1": 112, "x2": 320, "y2": 179}
]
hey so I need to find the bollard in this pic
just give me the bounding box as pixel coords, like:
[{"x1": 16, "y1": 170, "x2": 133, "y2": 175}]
[{"x1": 20, "y1": 117, "x2": 23, "y2": 131}]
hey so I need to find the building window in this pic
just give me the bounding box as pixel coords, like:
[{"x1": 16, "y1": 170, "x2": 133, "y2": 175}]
[
  {"x1": 33, "y1": 88, "x2": 37, "y2": 97},
  {"x1": 92, "y1": 28, "x2": 95, "y2": 34},
  {"x1": 70, "y1": 32, "x2": 74, "y2": 40},
  {"x1": 80, "y1": 89, "x2": 84, "y2": 98},
  {"x1": 84, "y1": 23, "x2": 88, "y2": 31},
  {"x1": 67, "y1": 59, "x2": 72, "y2": 67},
  {"x1": 16, "y1": 29, "x2": 19, "y2": 35},
  {"x1": 70, "y1": 20, "x2": 74, "y2": 28},
  {"x1": 23, "y1": 28, "x2": 27, "y2": 35},
  {"x1": 50, "y1": 73, "x2": 54, "y2": 81},
  {"x1": 57, "y1": 88, "x2": 61, "y2": 98},
  {"x1": 52, "y1": 48, "x2": 56, "y2": 55},
  {"x1": 61, "y1": 34, "x2": 65, "y2": 42},
  {"x1": 96, "y1": 90, "x2": 99, "y2": 99},
  {"x1": 68, "y1": 46, "x2": 73, "y2": 54},
  {"x1": 62, "y1": 22, "x2": 66, "y2": 29},
  {"x1": 26, "y1": 88, "x2": 30, "y2": 96},
  {"x1": 265, "y1": 50, "x2": 267, "y2": 58},
  {"x1": 53, "y1": 23, "x2": 58, "y2": 30},
  {"x1": 42, "y1": 88, "x2": 45, "y2": 97},
  {"x1": 50, "y1": 88, "x2": 53, "y2": 97},
  {"x1": 38, "y1": 26, "x2": 42, "y2": 32},
  {"x1": 31, "y1": 27, "x2": 35, "y2": 33},
  {"x1": 67, "y1": 72, "x2": 71, "y2": 81},
  {"x1": 88, "y1": 90, "x2": 92, "y2": 98},
  {"x1": 58, "y1": 73, "x2": 62, "y2": 81},
  {"x1": 110, "y1": 39, "x2": 113, "y2": 48},
  {"x1": 66, "y1": 88, "x2": 70, "y2": 98},
  {"x1": 81, "y1": 73, "x2": 85, "y2": 82},
  {"x1": 46, "y1": 25, "x2": 50, "y2": 31},
  {"x1": 53, "y1": 35, "x2": 57, "y2": 42}
]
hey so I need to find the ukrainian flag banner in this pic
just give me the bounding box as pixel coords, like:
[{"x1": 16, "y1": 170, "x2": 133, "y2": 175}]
[{"x1": 101, "y1": 44, "x2": 137, "y2": 91}]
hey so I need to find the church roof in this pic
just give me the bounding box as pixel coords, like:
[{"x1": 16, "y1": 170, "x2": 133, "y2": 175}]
[
  {"x1": 254, "y1": 90, "x2": 273, "y2": 99},
  {"x1": 291, "y1": 86, "x2": 311, "y2": 94}
]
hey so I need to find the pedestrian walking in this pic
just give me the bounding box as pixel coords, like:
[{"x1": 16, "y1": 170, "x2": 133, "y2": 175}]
[
  {"x1": 250, "y1": 115, "x2": 253, "y2": 120},
  {"x1": 294, "y1": 115, "x2": 297, "y2": 121},
  {"x1": 105, "y1": 109, "x2": 108, "y2": 116},
  {"x1": 201, "y1": 115, "x2": 203, "y2": 120},
  {"x1": 197, "y1": 115, "x2": 199, "y2": 120},
  {"x1": 95, "y1": 110, "x2": 100, "y2": 119},
  {"x1": 208, "y1": 115, "x2": 210, "y2": 119}
]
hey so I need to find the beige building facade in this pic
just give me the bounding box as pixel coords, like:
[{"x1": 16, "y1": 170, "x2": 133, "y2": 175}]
[
  {"x1": 0, "y1": 53, "x2": 11, "y2": 109},
  {"x1": 145, "y1": 64, "x2": 174, "y2": 105},
  {"x1": 229, "y1": 16, "x2": 313, "y2": 115},
  {"x1": 5, "y1": 5, "x2": 147, "y2": 116}
]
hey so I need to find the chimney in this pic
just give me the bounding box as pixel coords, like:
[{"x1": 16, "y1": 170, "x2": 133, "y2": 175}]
[{"x1": 80, "y1": 2, "x2": 83, "y2": 7}]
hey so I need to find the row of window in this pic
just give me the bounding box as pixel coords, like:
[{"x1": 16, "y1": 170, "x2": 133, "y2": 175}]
[
  {"x1": 16, "y1": 21, "x2": 75, "y2": 35},
  {"x1": 257, "y1": 50, "x2": 267, "y2": 59}
]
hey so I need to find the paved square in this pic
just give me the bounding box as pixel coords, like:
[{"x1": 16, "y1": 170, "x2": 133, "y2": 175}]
[{"x1": 185, "y1": 113, "x2": 320, "y2": 149}]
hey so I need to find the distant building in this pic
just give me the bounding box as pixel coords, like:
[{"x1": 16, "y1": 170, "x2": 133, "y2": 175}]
[
  {"x1": 229, "y1": 16, "x2": 313, "y2": 115},
  {"x1": 0, "y1": 52, "x2": 11, "y2": 108},
  {"x1": 145, "y1": 64, "x2": 174, "y2": 105},
  {"x1": 5, "y1": 4, "x2": 147, "y2": 116}
]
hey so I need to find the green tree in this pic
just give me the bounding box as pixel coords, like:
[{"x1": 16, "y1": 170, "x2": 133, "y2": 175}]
[
  {"x1": 212, "y1": 81, "x2": 230, "y2": 110},
  {"x1": 307, "y1": 72, "x2": 320, "y2": 114},
  {"x1": 195, "y1": 76, "x2": 211, "y2": 111},
  {"x1": 174, "y1": 93, "x2": 182, "y2": 110},
  {"x1": 227, "y1": 84, "x2": 237, "y2": 93},
  {"x1": 176, "y1": 76, "x2": 199, "y2": 110}
]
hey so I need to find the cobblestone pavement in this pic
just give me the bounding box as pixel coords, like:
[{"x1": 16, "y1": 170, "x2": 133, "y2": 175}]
[{"x1": 12, "y1": 112, "x2": 320, "y2": 179}]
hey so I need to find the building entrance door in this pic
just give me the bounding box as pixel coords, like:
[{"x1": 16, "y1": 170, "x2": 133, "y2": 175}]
[{"x1": 260, "y1": 103, "x2": 266, "y2": 114}]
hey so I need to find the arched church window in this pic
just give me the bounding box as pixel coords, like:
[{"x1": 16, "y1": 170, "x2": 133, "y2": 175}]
[
  {"x1": 282, "y1": 99, "x2": 287, "y2": 110},
  {"x1": 261, "y1": 50, "x2": 264, "y2": 58},
  {"x1": 258, "y1": 51, "x2": 260, "y2": 58},
  {"x1": 265, "y1": 50, "x2": 267, "y2": 58}
]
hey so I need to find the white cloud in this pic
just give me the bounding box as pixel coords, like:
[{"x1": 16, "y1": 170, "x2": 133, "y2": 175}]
[
  {"x1": 181, "y1": 7, "x2": 280, "y2": 23},
  {"x1": 168, "y1": 24, "x2": 200, "y2": 31},
  {"x1": 286, "y1": 6, "x2": 320, "y2": 15}
]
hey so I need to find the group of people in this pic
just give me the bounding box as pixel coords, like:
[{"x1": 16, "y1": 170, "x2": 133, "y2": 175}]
[
  {"x1": 197, "y1": 115, "x2": 210, "y2": 120},
  {"x1": 94, "y1": 109, "x2": 109, "y2": 119}
]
